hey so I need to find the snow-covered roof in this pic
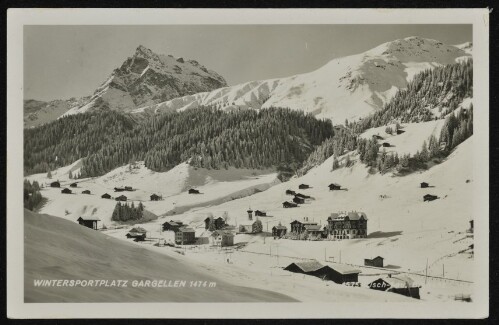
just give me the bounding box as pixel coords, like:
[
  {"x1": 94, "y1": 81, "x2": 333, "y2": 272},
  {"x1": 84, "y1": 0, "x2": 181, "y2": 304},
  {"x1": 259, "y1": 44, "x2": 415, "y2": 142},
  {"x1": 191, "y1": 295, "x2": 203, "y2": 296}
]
[
  {"x1": 178, "y1": 227, "x2": 195, "y2": 233},
  {"x1": 304, "y1": 225, "x2": 322, "y2": 231},
  {"x1": 329, "y1": 263, "x2": 362, "y2": 275},
  {"x1": 78, "y1": 216, "x2": 100, "y2": 221},
  {"x1": 286, "y1": 260, "x2": 325, "y2": 273},
  {"x1": 273, "y1": 225, "x2": 287, "y2": 230},
  {"x1": 384, "y1": 275, "x2": 416, "y2": 288}
]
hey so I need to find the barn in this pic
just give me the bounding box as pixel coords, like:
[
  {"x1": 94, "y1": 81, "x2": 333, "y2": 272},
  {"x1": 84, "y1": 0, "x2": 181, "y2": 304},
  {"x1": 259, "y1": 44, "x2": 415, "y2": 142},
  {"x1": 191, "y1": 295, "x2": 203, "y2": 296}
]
[
  {"x1": 290, "y1": 220, "x2": 318, "y2": 234},
  {"x1": 364, "y1": 256, "x2": 384, "y2": 267},
  {"x1": 70, "y1": 182, "x2": 78, "y2": 188},
  {"x1": 115, "y1": 195, "x2": 127, "y2": 201},
  {"x1": 285, "y1": 190, "x2": 296, "y2": 196},
  {"x1": 50, "y1": 181, "x2": 60, "y2": 188},
  {"x1": 299, "y1": 184, "x2": 310, "y2": 189},
  {"x1": 368, "y1": 276, "x2": 420, "y2": 299},
  {"x1": 188, "y1": 188, "x2": 200, "y2": 194},
  {"x1": 382, "y1": 142, "x2": 391, "y2": 147},
  {"x1": 328, "y1": 183, "x2": 342, "y2": 191},
  {"x1": 255, "y1": 210, "x2": 267, "y2": 217},
  {"x1": 77, "y1": 216, "x2": 100, "y2": 230},
  {"x1": 420, "y1": 182, "x2": 429, "y2": 188},
  {"x1": 284, "y1": 260, "x2": 361, "y2": 284},
  {"x1": 423, "y1": 194, "x2": 438, "y2": 202},
  {"x1": 61, "y1": 188, "x2": 72, "y2": 194},
  {"x1": 150, "y1": 194, "x2": 161, "y2": 201},
  {"x1": 293, "y1": 196, "x2": 305, "y2": 204},
  {"x1": 272, "y1": 224, "x2": 287, "y2": 238},
  {"x1": 101, "y1": 193, "x2": 111, "y2": 199},
  {"x1": 82, "y1": 190, "x2": 91, "y2": 195},
  {"x1": 126, "y1": 227, "x2": 147, "y2": 241},
  {"x1": 114, "y1": 187, "x2": 125, "y2": 192},
  {"x1": 282, "y1": 201, "x2": 298, "y2": 208},
  {"x1": 295, "y1": 193, "x2": 311, "y2": 199},
  {"x1": 125, "y1": 186, "x2": 133, "y2": 191}
]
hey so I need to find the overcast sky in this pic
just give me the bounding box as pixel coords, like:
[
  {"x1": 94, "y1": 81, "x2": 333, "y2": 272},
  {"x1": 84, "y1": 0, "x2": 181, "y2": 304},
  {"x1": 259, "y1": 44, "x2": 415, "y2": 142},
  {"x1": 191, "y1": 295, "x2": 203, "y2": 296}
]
[{"x1": 24, "y1": 24, "x2": 471, "y2": 101}]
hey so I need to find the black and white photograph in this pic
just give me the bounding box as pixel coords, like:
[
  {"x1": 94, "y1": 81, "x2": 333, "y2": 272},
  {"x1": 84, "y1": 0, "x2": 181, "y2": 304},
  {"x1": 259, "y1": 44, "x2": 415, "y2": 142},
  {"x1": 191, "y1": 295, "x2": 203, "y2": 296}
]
[{"x1": 7, "y1": 8, "x2": 489, "y2": 319}]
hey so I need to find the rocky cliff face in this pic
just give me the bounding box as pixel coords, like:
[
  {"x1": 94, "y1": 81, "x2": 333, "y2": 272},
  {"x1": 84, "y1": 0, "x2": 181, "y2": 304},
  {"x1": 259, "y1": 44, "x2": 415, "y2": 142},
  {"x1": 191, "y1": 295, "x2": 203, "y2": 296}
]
[{"x1": 63, "y1": 45, "x2": 227, "y2": 116}]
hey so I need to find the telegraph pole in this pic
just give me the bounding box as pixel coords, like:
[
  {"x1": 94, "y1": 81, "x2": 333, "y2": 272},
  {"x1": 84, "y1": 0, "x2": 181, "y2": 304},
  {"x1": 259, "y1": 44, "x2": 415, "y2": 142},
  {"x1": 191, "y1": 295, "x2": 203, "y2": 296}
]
[{"x1": 425, "y1": 258, "x2": 428, "y2": 284}]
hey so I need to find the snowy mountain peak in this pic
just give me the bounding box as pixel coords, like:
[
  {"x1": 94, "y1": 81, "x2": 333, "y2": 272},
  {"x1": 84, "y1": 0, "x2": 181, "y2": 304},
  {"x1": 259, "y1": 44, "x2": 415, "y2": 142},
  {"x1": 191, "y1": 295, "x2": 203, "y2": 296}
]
[
  {"x1": 63, "y1": 46, "x2": 228, "y2": 117},
  {"x1": 138, "y1": 37, "x2": 471, "y2": 123}
]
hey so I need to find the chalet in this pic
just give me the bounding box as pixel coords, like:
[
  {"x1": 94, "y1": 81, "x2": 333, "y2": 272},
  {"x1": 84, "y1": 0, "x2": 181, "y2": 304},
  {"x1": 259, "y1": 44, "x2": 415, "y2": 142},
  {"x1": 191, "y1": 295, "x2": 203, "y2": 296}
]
[
  {"x1": 77, "y1": 216, "x2": 100, "y2": 230},
  {"x1": 115, "y1": 195, "x2": 127, "y2": 201},
  {"x1": 124, "y1": 186, "x2": 133, "y2": 191},
  {"x1": 420, "y1": 182, "x2": 429, "y2": 188},
  {"x1": 381, "y1": 142, "x2": 391, "y2": 147},
  {"x1": 163, "y1": 220, "x2": 184, "y2": 232},
  {"x1": 61, "y1": 188, "x2": 72, "y2": 194},
  {"x1": 285, "y1": 189, "x2": 296, "y2": 196},
  {"x1": 368, "y1": 275, "x2": 420, "y2": 299},
  {"x1": 175, "y1": 227, "x2": 196, "y2": 245},
  {"x1": 328, "y1": 183, "x2": 342, "y2": 191},
  {"x1": 293, "y1": 196, "x2": 305, "y2": 204},
  {"x1": 255, "y1": 210, "x2": 267, "y2": 217},
  {"x1": 326, "y1": 212, "x2": 368, "y2": 239},
  {"x1": 295, "y1": 193, "x2": 311, "y2": 199},
  {"x1": 299, "y1": 184, "x2": 310, "y2": 189},
  {"x1": 70, "y1": 182, "x2": 78, "y2": 188},
  {"x1": 126, "y1": 227, "x2": 147, "y2": 241},
  {"x1": 423, "y1": 194, "x2": 438, "y2": 202},
  {"x1": 282, "y1": 201, "x2": 298, "y2": 208},
  {"x1": 211, "y1": 230, "x2": 234, "y2": 247},
  {"x1": 101, "y1": 193, "x2": 111, "y2": 199},
  {"x1": 272, "y1": 224, "x2": 287, "y2": 238},
  {"x1": 204, "y1": 216, "x2": 226, "y2": 230},
  {"x1": 150, "y1": 194, "x2": 161, "y2": 201},
  {"x1": 82, "y1": 190, "x2": 91, "y2": 195},
  {"x1": 364, "y1": 256, "x2": 384, "y2": 267},
  {"x1": 284, "y1": 260, "x2": 361, "y2": 284},
  {"x1": 114, "y1": 187, "x2": 125, "y2": 192},
  {"x1": 50, "y1": 181, "x2": 61, "y2": 188},
  {"x1": 304, "y1": 224, "x2": 324, "y2": 238},
  {"x1": 188, "y1": 188, "x2": 200, "y2": 194},
  {"x1": 290, "y1": 219, "x2": 318, "y2": 234}
]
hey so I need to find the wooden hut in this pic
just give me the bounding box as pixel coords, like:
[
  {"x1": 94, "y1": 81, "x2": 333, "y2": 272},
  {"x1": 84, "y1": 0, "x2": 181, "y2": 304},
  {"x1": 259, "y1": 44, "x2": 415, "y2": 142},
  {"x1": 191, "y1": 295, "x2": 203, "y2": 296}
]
[
  {"x1": 282, "y1": 201, "x2": 298, "y2": 208},
  {"x1": 50, "y1": 181, "x2": 60, "y2": 188},
  {"x1": 285, "y1": 189, "x2": 296, "y2": 196},
  {"x1": 299, "y1": 184, "x2": 310, "y2": 189},
  {"x1": 70, "y1": 182, "x2": 78, "y2": 188},
  {"x1": 77, "y1": 216, "x2": 100, "y2": 230},
  {"x1": 284, "y1": 260, "x2": 361, "y2": 284},
  {"x1": 188, "y1": 188, "x2": 200, "y2": 194},
  {"x1": 115, "y1": 195, "x2": 127, "y2": 201},
  {"x1": 82, "y1": 190, "x2": 91, "y2": 195},
  {"x1": 101, "y1": 193, "x2": 111, "y2": 199},
  {"x1": 61, "y1": 188, "x2": 72, "y2": 194},
  {"x1": 150, "y1": 193, "x2": 161, "y2": 201},
  {"x1": 364, "y1": 256, "x2": 384, "y2": 267},
  {"x1": 328, "y1": 183, "x2": 342, "y2": 191},
  {"x1": 272, "y1": 224, "x2": 287, "y2": 238},
  {"x1": 423, "y1": 194, "x2": 438, "y2": 202}
]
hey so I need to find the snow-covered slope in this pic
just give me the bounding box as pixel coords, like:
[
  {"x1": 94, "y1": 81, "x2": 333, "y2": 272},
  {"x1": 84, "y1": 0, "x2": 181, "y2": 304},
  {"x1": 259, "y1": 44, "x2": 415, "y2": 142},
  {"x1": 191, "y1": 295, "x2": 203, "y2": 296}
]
[
  {"x1": 137, "y1": 37, "x2": 471, "y2": 123},
  {"x1": 62, "y1": 45, "x2": 227, "y2": 117},
  {"x1": 24, "y1": 97, "x2": 89, "y2": 128},
  {"x1": 26, "y1": 161, "x2": 278, "y2": 225}
]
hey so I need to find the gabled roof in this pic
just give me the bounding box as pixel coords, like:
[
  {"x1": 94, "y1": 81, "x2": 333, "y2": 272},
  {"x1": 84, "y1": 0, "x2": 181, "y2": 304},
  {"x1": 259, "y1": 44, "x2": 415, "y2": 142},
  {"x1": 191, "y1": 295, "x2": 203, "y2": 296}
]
[
  {"x1": 78, "y1": 216, "x2": 100, "y2": 221},
  {"x1": 330, "y1": 212, "x2": 368, "y2": 221},
  {"x1": 178, "y1": 227, "x2": 195, "y2": 233},
  {"x1": 129, "y1": 227, "x2": 147, "y2": 233},
  {"x1": 329, "y1": 263, "x2": 362, "y2": 275},
  {"x1": 291, "y1": 220, "x2": 317, "y2": 225},
  {"x1": 304, "y1": 224, "x2": 322, "y2": 231},
  {"x1": 273, "y1": 225, "x2": 287, "y2": 230},
  {"x1": 384, "y1": 275, "x2": 416, "y2": 288},
  {"x1": 163, "y1": 221, "x2": 179, "y2": 226},
  {"x1": 286, "y1": 260, "x2": 325, "y2": 273},
  {"x1": 329, "y1": 183, "x2": 341, "y2": 186}
]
